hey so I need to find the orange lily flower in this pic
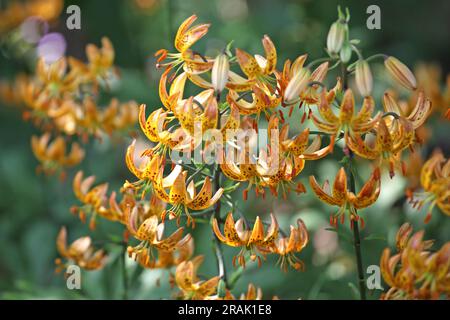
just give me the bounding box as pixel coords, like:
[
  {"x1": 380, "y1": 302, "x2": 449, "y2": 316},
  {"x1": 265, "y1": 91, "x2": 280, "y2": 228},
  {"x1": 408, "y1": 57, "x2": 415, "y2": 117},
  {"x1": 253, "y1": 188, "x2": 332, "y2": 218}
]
[
  {"x1": 212, "y1": 212, "x2": 278, "y2": 267},
  {"x1": 125, "y1": 207, "x2": 191, "y2": 261},
  {"x1": 138, "y1": 105, "x2": 192, "y2": 152},
  {"x1": 156, "y1": 15, "x2": 213, "y2": 75},
  {"x1": 271, "y1": 219, "x2": 309, "y2": 272},
  {"x1": 71, "y1": 171, "x2": 113, "y2": 229},
  {"x1": 175, "y1": 256, "x2": 220, "y2": 300},
  {"x1": 226, "y1": 83, "x2": 281, "y2": 117},
  {"x1": 268, "y1": 114, "x2": 335, "y2": 159},
  {"x1": 31, "y1": 133, "x2": 85, "y2": 175},
  {"x1": 309, "y1": 167, "x2": 381, "y2": 226},
  {"x1": 312, "y1": 89, "x2": 381, "y2": 139},
  {"x1": 381, "y1": 225, "x2": 449, "y2": 300},
  {"x1": 382, "y1": 91, "x2": 431, "y2": 130},
  {"x1": 152, "y1": 165, "x2": 224, "y2": 226},
  {"x1": 346, "y1": 116, "x2": 415, "y2": 178},
  {"x1": 55, "y1": 226, "x2": 107, "y2": 273},
  {"x1": 125, "y1": 139, "x2": 163, "y2": 182},
  {"x1": 137, "y1": 236, "x2": 194, "y2": 269},
  {"x1": 410, "y1": 150, "x2": 450, "y2": 222}
]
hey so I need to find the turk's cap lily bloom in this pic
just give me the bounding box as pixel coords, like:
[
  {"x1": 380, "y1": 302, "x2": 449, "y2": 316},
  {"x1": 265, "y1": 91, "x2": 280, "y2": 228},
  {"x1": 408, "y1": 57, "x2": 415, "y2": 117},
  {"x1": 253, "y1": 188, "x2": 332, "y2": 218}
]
[
  {"x1": 175, "y1": 255, "x2": 221, "y2": 300},
  {"x1": 227, "y1": 83, "x2": 281, "y2": 116},
  {"x1": 138, "y1": 105, "x2": 190, "y2": 150},
  {"x1": 272, "y1": 219, "x2": 309, "y2": 271},
  {"x1": 410, "y1": 150, "x2": 450, "y2": 222},
  {"x1": 156, "y1": 15, "x2": 213, "y2": 75},
  {"x1": 70, "y1": 37, "x2": 116, "y2": 84},
  {"x1": 381, "y1": 225, "x2": 449, "y2": 300},
  {"x1": 71, "y1": 171, "x2": 125, "y2": 228},
  {"x1": 309, "y1": 167, "x2": 381, "y2": 226},
  {"x1": 346, "y1": 116, "x2": 415, "y2": 177},
  {"x1": 382, "y1": 91, "x2": 431, "y2": 129},
  {"x1": 137, "y1": 235, "x2": 194, "y2": 269},
  {"x1": 312, "y1": 89, "x2": 381, "y2": 138},
  {"x1": 31, "y1": 133, "x2": 85, "y2": 173},
  {"x1": 267, "y1": 114, "x2": 335, "y2": 159},
  {"x1": 152, "y1": 165, "x2": 223, "y2": 226},
  {"x1": 384, "y1": 56, "x2": 417, "y2": 91},
  {"x1": 125, "y1": 207, "x2": 191, "y2": 256},
  {"x1": 56, "y1": 226, "x2": 107, "y2": 272},
  {"x1": 125, "y1": 139, "x2": 163, "y2": 182},
  {"x1": 234, "y1": 35, "x2": 277, "y2": 83},
  {"x1": 212, "y1": 212, "x2": 279, "y2": 267}
]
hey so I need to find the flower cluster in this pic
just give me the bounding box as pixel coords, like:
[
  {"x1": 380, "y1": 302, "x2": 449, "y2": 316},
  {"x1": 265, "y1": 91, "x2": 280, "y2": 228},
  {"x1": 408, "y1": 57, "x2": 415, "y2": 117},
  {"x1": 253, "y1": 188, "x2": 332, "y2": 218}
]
[
  {"x1": 381, "y1": 223, "x2": 450, "y2": 299},
  {"x1": 1, "y1": 37, "x2": 138, "y2": 176},
  {"x1": 43, "y1": 9, "x2": 449, "y2": 300}
]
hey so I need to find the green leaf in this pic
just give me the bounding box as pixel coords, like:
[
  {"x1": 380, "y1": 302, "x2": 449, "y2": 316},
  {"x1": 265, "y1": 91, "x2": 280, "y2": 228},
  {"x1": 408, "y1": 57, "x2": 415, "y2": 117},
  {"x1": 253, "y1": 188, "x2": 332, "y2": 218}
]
[
  {"x1": 348, "y1": 282, "x2": 360, "y2": 300},
  {"x1": 363, "y1": 234, "x2": 387, "y2": 242}
]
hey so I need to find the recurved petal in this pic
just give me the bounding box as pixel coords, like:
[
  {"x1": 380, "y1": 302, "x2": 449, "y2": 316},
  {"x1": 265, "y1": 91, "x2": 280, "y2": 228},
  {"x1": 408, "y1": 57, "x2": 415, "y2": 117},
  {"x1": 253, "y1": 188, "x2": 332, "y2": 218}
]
[
  {"x1": 346, "y1": 134, "x2": 380, "y2": 160},
  {"x1": 136, "y1": 216, "x2": 159, "y2": 241},
  {"x1": 380, "y1": 248, "x2": 399, "y2": 288},
  {"x1": 396, "y1": 223, "x2": 413, "y2": 252},
  {"x1": 263, "y1": 214, "x2": 279, "y2": 245},
  {"x1": 420, "y1": 151, "x2": 444, "y2": 191},
  {"x1": 311, "y1": 114, "x2": 339, "y2": 134},
  {"x1": 221, "y1": 104, "x2": 240, "y2": 132},
  {"x1": 317, "y1": 90, "x2": 338, "y2": 123},
  {"x1": 56, "y1": 227, "x2": 68, "y2": 257},
  {"x1": 332, "y1": 168, "x2": 348, "y2": 204},
  {"x1": 175, "y1": 260, "x2": 195, "y2": 291},
  {"x1": 188, "y1": 177, "x2": 212, "y2": 209},
  {"x1": 169, "y1": 171, "x2": 187, "y2": 204},
  {"x1": 309, "y1": 175, "x2": 340, "y2": 206},
  {"x1": 339, "y1": 89, "x2": 355, "y2": 123},
  {"x1": 222, "y1": 213, "x2": 245, "y2": 246},
  {"x1": 354, "y1": 167, "x2": 381, "y2": 209},
  {"x1": 196, "y1": 276, "x2": 220, "y2": 298},
  {"x1": 174, "y1": 15, "x2": 209, "y2": 52},
  {"x1": 154, "y1": 227, "x2": 186, "y2": 251},
  {"x1": 235, "y1": 48, "x2": 260, "y2": 78},
  {"x1": 125, "y1": 140, "x2": 143, "y2": 180},
  {"x1": 407, "y1": 92, "x2": 431, "y2": 129},
  {"x1": 353, "y1": 95, "x2": 376, "y2": 124},
  {"x1": 248, "y1": 216, "x2": 265, "y2": 246},
  {"x1": 261, "y1": 35, "x2": 277, "y2": 74}
]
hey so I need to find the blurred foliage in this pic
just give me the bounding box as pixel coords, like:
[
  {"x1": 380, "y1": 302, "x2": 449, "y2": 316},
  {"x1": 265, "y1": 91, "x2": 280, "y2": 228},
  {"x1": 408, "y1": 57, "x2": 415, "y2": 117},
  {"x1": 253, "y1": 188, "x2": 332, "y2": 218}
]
[{"x1": 0, "y1": 0, "x2": 449, "y2": 299}]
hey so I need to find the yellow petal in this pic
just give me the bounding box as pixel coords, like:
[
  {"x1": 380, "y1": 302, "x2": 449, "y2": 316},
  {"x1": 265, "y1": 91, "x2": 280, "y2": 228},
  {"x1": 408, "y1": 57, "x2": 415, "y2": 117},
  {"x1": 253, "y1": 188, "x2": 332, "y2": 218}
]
[
  {"x1": 248, "y1": 216, "x2": 265, "y2": 245},
  {"x1": 332, "y1": 168, "x2": 348, "y2": 204}
]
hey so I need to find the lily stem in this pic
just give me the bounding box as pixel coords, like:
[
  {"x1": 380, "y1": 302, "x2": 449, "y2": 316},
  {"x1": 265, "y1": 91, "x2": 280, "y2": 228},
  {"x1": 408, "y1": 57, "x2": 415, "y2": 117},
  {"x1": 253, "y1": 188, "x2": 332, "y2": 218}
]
[
  {"x1": 346, "y1": 152, "x2": 367, "y2": 300},
  {"x1": 212, "y1": 96, "x2": 228, "y2": 287},
  {"x1": 121, "y1": 242, "x2": 129, "y2": 300}
]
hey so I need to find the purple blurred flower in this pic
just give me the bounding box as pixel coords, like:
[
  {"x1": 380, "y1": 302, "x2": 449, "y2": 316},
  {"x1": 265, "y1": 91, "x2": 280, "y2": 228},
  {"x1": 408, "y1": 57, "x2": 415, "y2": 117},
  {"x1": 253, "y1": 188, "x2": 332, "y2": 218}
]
[
  {"x1": 20, "y1": 17, "x2": 49, "y2": 44},
  {"x1": 37, "y1": 33, "x2": 66, "y2": 64}
]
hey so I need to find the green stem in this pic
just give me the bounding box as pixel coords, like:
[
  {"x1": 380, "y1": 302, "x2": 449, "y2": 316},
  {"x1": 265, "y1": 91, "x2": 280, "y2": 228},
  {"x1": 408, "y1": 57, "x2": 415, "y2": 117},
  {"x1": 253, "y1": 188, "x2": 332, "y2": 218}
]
[
  {"x1": 341, "y1": 60, "x2": 366, "y2": 300},
  {"x1": 121, "y1": 243, "x2": 129, "y2": 300},
  {"x1": 211, "y1": 97, "x2": 228, "y2": 286},
  {"x1": 345, "y1": 153, "x2": 367, "y2": 300}
]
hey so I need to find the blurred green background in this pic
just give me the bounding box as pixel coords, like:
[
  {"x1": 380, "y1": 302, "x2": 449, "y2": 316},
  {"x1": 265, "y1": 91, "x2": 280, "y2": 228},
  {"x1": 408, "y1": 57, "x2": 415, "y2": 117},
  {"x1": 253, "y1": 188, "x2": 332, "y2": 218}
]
[{"x1": 0, "y1": 0, "x2": 449, "y2": 299}]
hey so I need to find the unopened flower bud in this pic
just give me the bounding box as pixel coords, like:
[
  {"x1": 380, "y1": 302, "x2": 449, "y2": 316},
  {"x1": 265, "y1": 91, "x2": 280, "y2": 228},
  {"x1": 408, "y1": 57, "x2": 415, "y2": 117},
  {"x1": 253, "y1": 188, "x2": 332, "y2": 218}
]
[
  {"x1": 212, "y1": 53, "x2": 229, "y2": 93},
  {"x1": 384, "y1": 56, "x2": 417, "y2": 91},
  {"x1": 327, "y1": 21, "x2": 346, "y2": 54},
  {"x1": 340, "y1": 42, "x2": 352, "y2": 63},
  {"x1": 355, "y1": 60, "x2": 373, "y2": 97},
  {"x1": 283, "y1": 68, "x2": 310, "y2": 105}
]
